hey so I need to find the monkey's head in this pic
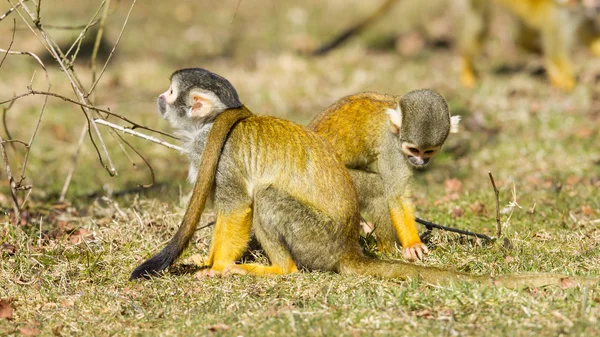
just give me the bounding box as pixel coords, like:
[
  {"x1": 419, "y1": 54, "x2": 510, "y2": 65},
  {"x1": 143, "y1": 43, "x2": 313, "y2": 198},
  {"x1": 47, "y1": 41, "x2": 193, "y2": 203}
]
[
  {"x1": 386, "y1": 89, "x2": 460, "y2": 168},
  {"x1": 157, "y1": 68, "x2": 242, "y2": 129}
]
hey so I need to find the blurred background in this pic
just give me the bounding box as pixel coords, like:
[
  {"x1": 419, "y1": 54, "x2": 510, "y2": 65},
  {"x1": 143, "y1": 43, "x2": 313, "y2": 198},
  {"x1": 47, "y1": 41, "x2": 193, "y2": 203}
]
[{"x1": 0, "y1": 0, "x2": 599, "y2": 217}]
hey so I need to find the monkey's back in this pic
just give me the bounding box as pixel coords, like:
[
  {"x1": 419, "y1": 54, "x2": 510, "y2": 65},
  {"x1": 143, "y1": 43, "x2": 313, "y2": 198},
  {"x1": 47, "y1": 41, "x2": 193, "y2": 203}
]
[
  {"x1": 309, "y1": 92, "x2": 397, "y2": 169},
  {"x1": 219, "y1": 115, "x2": 359, "y2": 225}
]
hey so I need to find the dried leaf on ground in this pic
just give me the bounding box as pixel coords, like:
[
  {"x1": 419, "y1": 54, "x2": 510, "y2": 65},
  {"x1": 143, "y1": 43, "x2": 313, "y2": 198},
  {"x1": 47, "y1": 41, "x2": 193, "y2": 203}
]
[{"x1": 0, "y1": 298, "x2": 13, "y2": 320}]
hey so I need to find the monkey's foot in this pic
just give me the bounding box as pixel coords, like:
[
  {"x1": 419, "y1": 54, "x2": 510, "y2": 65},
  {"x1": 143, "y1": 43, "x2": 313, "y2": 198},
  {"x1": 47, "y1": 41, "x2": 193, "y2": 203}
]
[
  {"x1": 460, "y1": 58, "x2": 478, "y2": 88},
  {"x1": 403, "y1": 243, "x2": 429, "y2": 261},
  {"x1": 588, "y1": 38, "x2": 600, "y2": 57},
  {"x1": 546, "y1": 61, "x2": 575, "y2": 92}
]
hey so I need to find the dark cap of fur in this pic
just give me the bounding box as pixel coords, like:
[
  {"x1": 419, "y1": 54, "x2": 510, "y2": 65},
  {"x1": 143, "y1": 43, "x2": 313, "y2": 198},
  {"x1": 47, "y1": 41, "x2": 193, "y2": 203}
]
[
  {"x1": 399, "y1": 89, "x2": 450, "y2": 148},
  {"x1": 171, "y1": 68, "x2": 242, "y2": 109}
]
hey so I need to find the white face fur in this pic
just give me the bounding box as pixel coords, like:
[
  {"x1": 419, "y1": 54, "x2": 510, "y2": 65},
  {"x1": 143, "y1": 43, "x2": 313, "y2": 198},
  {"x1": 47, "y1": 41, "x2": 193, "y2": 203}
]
[{"x1": 157, "y1": 82, "x2": 227, "y2": 131}]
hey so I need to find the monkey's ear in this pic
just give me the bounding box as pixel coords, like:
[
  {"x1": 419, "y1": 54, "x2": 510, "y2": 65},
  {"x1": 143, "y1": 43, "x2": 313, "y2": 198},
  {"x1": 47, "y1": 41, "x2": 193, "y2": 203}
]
[
  {"x1": 385, "y1": 106, "x2": 402, "y2": 134},
  {"x1": 188, "y1": 92, "x2": 213, "y2": 119},
  {"x1": 450, "y1": 115, "x2": 461, "y2": 133}
]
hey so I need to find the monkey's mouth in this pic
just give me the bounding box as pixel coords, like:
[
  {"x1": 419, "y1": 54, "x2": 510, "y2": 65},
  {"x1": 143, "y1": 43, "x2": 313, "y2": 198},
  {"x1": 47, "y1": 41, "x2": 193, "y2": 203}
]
[{"x1": 407, "y1": 156, "x2": 430, "y2": 168}]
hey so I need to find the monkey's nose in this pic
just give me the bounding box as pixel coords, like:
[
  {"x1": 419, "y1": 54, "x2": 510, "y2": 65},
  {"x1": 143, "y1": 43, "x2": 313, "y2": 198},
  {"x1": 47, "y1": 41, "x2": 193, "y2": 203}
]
[{"x1": 159, "y1": 94, "x2": 165, "y2": 100}]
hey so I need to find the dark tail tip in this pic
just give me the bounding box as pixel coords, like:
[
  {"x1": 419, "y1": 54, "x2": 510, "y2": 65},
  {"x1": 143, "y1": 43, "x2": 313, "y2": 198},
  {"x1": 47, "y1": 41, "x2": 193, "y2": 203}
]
[{"x1": 129, "y1": 248, "x2": 177, "y2": 280}]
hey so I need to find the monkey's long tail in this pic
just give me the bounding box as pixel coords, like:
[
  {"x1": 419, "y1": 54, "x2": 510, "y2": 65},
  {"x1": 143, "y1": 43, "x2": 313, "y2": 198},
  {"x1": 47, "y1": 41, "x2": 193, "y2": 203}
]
[
  {"x1": 130, "y1": 107, "x2": 253, "y2": 280},
  {"x1": 338, "y1": 253, "x2": 593, "y2": 289}
]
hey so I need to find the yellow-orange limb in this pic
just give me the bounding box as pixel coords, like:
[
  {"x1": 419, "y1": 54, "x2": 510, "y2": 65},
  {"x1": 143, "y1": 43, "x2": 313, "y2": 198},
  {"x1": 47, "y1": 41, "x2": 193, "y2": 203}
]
[
  {"x1": 545, "y1": 56, "x2": 575, "y2": 92},
  {"x1": 389, "y1": 201, "x2": 421, "y2": 249},
  {"x1": 222, "y1": 259, "x2": 299, "y2": 276},
  {"x1": 204, "y1": 206, "x2": 253, "y2": 270}
]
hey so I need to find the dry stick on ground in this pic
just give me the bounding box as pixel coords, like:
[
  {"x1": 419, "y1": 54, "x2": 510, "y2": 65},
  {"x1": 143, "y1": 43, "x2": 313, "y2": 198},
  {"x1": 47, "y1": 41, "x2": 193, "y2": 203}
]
[{"x1": 488, "y1": 171, "x2": 502, "y2": 238}]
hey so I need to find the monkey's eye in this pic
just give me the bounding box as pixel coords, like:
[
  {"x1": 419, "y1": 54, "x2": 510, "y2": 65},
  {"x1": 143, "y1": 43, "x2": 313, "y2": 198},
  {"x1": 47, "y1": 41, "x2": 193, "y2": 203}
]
[
  {"x1": 407, "y1": 147, "x2": 420, "y2": 155},
  {"x1": 169, "y1": 88, "x2": 173, "y2": 95},
  {"x1": 424, "y1": 150, "x2": 435, "y2": 154}
]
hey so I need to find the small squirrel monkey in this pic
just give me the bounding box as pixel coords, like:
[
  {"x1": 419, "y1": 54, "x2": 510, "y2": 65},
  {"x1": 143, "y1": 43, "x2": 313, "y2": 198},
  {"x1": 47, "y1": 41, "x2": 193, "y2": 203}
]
[
  {"x1": 309, "y1": 91, "x2": 459, "y2": 261},
  {"x1": 130, "y1": 68, "x2": 588, "y2": 290},
  {"x1": 460, "y1": 0, "x2": 600, "y2": 91}
]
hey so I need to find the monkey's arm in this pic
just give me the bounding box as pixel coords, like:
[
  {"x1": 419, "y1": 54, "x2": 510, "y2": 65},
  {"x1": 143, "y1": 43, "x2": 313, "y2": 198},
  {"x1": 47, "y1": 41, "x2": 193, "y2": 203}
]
[{"x1": 376, "y1": 136, "x2": 428, "y2": 260}]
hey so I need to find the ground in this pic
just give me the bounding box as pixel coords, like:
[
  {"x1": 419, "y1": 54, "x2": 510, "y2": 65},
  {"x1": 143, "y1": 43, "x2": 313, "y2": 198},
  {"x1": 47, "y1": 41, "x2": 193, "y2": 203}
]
[{"x1": 1, "y1": 1, "x2": 600, "y2": 336}]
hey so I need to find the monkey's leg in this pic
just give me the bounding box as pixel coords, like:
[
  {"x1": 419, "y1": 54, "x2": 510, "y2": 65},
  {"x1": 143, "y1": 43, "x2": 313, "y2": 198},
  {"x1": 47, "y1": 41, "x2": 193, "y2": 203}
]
[
  {"x1": 222, "y1": 224, "x2": 298, "y2": 276},
  {"x1": 196, "y1": 204, "x2": 253, "y2": 277},
  {"x1": 348, "y1": 169, "x2": 428, "y2": 260},
  {"x1": 540, "y1": 12, "x2": 575, "y2": 91},
  {"x1": 515, "y1": 21, "x2": 540, "y2": 54},
  {"x1": 222, "y1": 188, "x2": 299, "y2": 276},
  {"x1": 459, "y1": 0, "x2": 490, "y2": 88},
  {"x1": 578, "y1": 17, "x2": 600, "y2": 57}
]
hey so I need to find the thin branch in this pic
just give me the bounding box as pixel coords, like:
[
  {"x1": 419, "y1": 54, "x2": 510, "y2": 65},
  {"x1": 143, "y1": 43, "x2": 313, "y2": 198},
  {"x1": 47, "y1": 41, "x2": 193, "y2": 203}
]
[
  {"x1": 59, "y1": 124, "x2": 88, "y2": 202},
  {"x1": 43, "y1": 20, "x2": 100, "y2": 30},
  {"x1": 94, "y1": 119, "x2": 184, "y2": 152},
  {"x1": 89, "y1": 0, "x2": 111, "y2": 97},
  {"x1": 64, "y1": 1, "x2": 107, "y2": 63},
  {"x1": 0, "y1": 134, "x2": 20, "y2": 223},
  {"x1": 113, "y1": 132, "x2": 156, "y2": 188},
  {"x1": 0, "y1": 0, "x2": 26, "y2": 22},
  {"x1": 488, "y1": 171, "x2": 501, "y2": 238},
  {"x1": 87, "y1": 0, "x2": 136, "y2": 96},
  {"x1": 0, "y1": 139, "x2": 29, "y2": 146},
  {"x1": 0, "y1": 89, "x2": 178, "y2": 140},
  {"x1": 14, "y1": 0, "x2": 117, "y2": 175},
  {"x1": 0, "y1": 19, "x2": 16, "y2": 68}
]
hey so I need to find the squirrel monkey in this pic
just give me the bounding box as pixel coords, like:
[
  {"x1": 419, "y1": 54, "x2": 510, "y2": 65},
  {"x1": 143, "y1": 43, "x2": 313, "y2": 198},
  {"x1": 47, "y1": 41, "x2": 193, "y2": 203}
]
[
  {"x1": 130, "y1": 68, "x2": 587, "y2": 289},
  {"x1": 309, "y1": 91, "x2": 459, "y2": 261},
  {"x1": 460, "y1": 0, "x2": 600, "y2": 91}
]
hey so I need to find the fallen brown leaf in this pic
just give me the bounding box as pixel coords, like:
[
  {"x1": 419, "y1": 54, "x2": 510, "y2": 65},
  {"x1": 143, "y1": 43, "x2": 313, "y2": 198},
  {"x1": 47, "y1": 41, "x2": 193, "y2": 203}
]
[
  {"x1": 444, "y1": 178, "x2": 463, "y2": 194},
  {"x1": 208, "y1": 323, "x2": 229, "y2": 332},
  {"x1": 581, "y1": 206, "x2": 594, "y2": 216},
  {"x1": 452, "y1": 206, "x2": 463, "y2": 218},
  {"x1": 533, "y1": 232, "x2": 552, "y2": 241},
  {"x1": 0, "y1": 298, "x2": 13, "y2": 320},
  {"x1": 69, "y1": 228, "x2": 93, "y2": 245},
  {"x1": 20, "y1": 326, "x2": 40, "y2": 336},
  {"x1": 469, "y1": 201, "x2": 486, "y2": 216},
  {"x1": 1, "y1": 243, "x2": 17, "y2": 255}
]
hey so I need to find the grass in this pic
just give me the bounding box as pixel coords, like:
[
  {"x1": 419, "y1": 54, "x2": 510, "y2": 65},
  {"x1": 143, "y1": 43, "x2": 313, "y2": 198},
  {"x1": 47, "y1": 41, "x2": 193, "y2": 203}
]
[{"x1": 1, "y1": 0, "x2": 600, "y2": 336}]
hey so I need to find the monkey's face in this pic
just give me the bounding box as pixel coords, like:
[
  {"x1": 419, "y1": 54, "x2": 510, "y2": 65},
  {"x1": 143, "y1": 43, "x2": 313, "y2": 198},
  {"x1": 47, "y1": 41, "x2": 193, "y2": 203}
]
[
  {"x1": 157, "y1": 81, "x2": 227, "y2": 130},
  {"x1": 400, "y1": 142, "x2": 440, "y2": 168}
]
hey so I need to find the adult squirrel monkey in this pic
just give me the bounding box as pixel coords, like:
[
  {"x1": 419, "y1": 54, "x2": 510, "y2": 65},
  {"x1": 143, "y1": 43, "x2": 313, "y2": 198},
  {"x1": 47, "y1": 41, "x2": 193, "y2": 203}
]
[
  {"x1": 460, "y1": 0, "x2": 600, "y2": 91},
  {"x1": 130, "y1": 68, "x2": 587, "y2": 290},
  {"x1": 309, "y1": 91, "x2": 459, "y2": 261}
]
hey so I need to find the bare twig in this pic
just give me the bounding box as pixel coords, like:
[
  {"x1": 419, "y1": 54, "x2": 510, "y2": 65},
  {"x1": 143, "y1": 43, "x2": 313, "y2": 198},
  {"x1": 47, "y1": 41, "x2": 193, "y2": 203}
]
[
  {"x1": 65, "y1": 1, "x2": 107, "y2": 63},
  {"x1": 488, "y1": 171, "x2": 501, "y2": 238},
  {"x1": 0, "y1": 89, "x2": 178, "y2": 140},
  {"x1": 113, "y1": 132, "x2": 156, "y2": 188},
  {"x1": 0, "y1": 134, "x2": 20, "y2": 223},
  {"x1": 59, "y1": 125, "x2": 88, "y2": 202},
  {"x1": 0, "y1": 19, "x2": 16, "y2": 68},
  {"x1": 87, "y1": 0, "x2": 136, "y2": 96},
  {"x1": 13, "y1": 0, "x2": 117, "y2": 175},
  {"x1": 231, "y1": 0, "x2": 243, "y2": 23},
  {"x1": 94, "y1": 119, "x2": 184, "y2": 152},
  {"x1": 0, "y1": 0, "x2": 26, "y2": 22},
  {"x1": 89, "y1": 0, "x2": 111, "y2": 95}
]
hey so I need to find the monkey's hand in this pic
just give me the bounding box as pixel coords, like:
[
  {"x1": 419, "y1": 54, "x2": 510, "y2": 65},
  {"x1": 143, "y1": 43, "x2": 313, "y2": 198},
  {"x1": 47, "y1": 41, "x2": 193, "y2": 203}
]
[{"x1": 403, "y1": 243, "x2": 429, "y2": 261}]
